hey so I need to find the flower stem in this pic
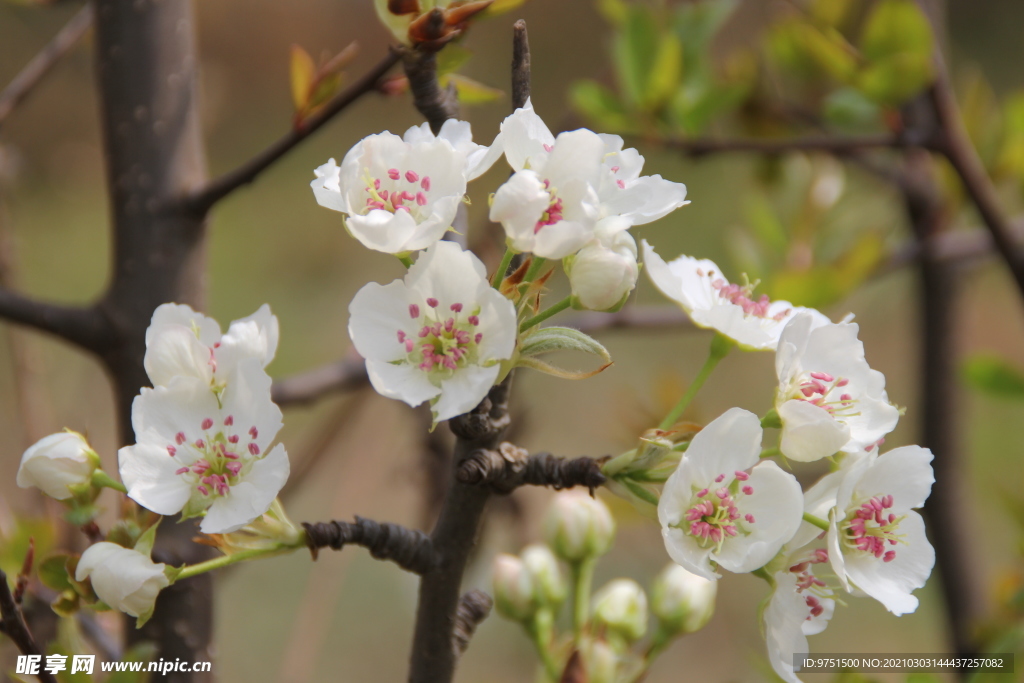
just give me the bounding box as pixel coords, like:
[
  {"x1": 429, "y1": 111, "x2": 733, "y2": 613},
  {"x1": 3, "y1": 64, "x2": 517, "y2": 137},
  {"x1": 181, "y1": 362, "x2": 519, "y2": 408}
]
[
  {"x1": 91, "y1": 469, "x2": 127, "y2": 494},
  {"x1": 657, "y1": 333, "x2": 734, "y2": 431},
  {"x1": 397, "y1": 253, "x2": 414, "y2": 268},
  {"x1": 759, "y1": 447, "x2": 781, "y2": 459},
  {"x1": 519, "y1": 296, "x2": 571, "y2": 333},
  {"x1": 173, "y1": 544, "x2": 299, "y2": 581},
  {"x1": 527, "y1": 611, "x2": 561, "y2": 682},
  {"x1": 570, "y1": 557, "x2": 596, "y2": 645},
  {"x1": 524, "y1": 256, "x2": 547, "y2": 282},
  {"x1": 760, "y1": 408, "x2": 781, "y2": 429},
  {"x1": 803, "y1": 512, "x2": 830, "y2": 531},
  {"x1": 492, "y1": 246, "x2": 516, "y2": 289}
]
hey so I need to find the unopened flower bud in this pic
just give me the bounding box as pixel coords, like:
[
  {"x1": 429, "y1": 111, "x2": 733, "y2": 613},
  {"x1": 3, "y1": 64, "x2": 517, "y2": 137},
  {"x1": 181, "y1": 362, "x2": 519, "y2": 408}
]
[
  {"x1": 543, "y1": 491, "x2": 616, "y2": 563},
  {"x1": 566, "y1": 219, "x2": 639, "y2": 312},
  {"x1": 651, "y1": 564, "x2": 717, "y2": 635},
  {"x1": 521, "y1": 544, "x2": 567, "y2": 607},
  {"x1": 76, "y1": 542, "x2": 169, "y2": 620},
  {"x1": 492, "y1": 554, "x2": 537, "y2": 621},
  {"x1": 592, "y1": 578, "x2": 648, "y2": 643},
  {"x1": 17, "y1": 431, "x2": 99, "y2": 500},
  {"x1": 583, "y1": 638, "x2": 619, "y2": 683}
]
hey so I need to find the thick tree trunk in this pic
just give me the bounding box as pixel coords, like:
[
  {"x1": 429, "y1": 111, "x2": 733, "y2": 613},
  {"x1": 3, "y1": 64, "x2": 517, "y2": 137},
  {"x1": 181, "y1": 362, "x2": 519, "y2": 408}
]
[{"x1": 91, "y1": 0, "x2": 213, "y2": 678}]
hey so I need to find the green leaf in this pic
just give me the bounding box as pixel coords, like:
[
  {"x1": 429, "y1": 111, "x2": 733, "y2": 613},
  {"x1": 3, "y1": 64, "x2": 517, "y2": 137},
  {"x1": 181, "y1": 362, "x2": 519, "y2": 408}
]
[
  {"x1": 613, "y1": 5, "x2": 661, "y2": 106},
  {"x1": 596, "y1": 0, "x2": 628, "y2": 26},
  {"x1": 289, "y1": 45, "x2": 316, "y2": 111},
  {"x1": 823, "y1": 87, "x2": 882, "y2": 131},
  {"x1": 857, "y1": 51, "x2": 933, "y2": 106},
  {"x1": 768, "y1": 20, "x2": 858, "y2": 83},
  {"x1": 860, "y1": 0, "x2": 933, "y2": 63},
  {"x1": 50, "y1": 590, "x2": 79, "y2": 618},
  {"x1": 438, "y1": 74, "x2": 503, "y2": 105},
  {"x1": 38, "y1": 554, "x2": 74, "y2": 592},
  {"x1": 0, "y1": 518, "x2": 56, "y2": 578},
  {"x1": 675, "y1": 0, "x2": 737, "y2": 63},
  {"x1": 643, "y1": 34, "x2": 683, "y2": 110},
  {"x1": 570, "y1": 80, "x2": 635, "y2": 132},
  {"x1": 961, "y1": 355, "x2": 1024, "y2": 400},
  {"x1": 744, "y1": 195, "x2": 789, "y2": 255},
  {"x1": 133, "y1": 519, "x2": 162, "y2": 557},
  {"x1": 436, "y1": 43, "x2": 473, "y2": 77},
  {"x1": 106, "y1": 643, "x2": 159, "y2": 683},
  {"x1": 809, "y1": 0, "x2": 854, "y2": 27},
  {"x1": 516, "y1": 356, "x2": 613, "y2": 381},
  {"x1": 520, "y1": 326, "x2": 611, "y2": 362}
]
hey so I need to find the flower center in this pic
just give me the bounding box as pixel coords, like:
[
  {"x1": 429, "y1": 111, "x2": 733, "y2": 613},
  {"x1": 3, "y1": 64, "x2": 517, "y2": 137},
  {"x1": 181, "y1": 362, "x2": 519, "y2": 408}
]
[
  {"x1": 695, "y1": 268, "x2": 791, "y2": 321},
  {"x1": 787, "y1": 548, "x2": 834, "y2": 620},
  {"x1": 362, "y1": 167, "x2": 432, "y2": 217},
  {"x1": 841, "y1": 495, "x2": 904, "y2": 562},
  {"x1": 534, "y1": 179, "x2": 564, "y2": 234},
  {"x1": 676, "y1": 470, "x2": 758, "y2": 552},
  {"x1": 397, "y1": 300, "x2": 483, "y2": 377},
  {"x1": 167, "y1": 415, "x2": 262, "y2": 500},
  {"x1": 786, "y1": 371, "x2": 860, "y2": 418}
]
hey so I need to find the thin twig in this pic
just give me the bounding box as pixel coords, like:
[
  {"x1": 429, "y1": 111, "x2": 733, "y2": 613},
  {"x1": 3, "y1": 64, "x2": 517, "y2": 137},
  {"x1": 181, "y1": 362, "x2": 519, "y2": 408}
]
[
  {"x1": 186, "y1": 50, "x2": 401, "y2": 213},
  {"x1": 451, "y1": 590, "x2": 492, "y2": 658},
  {"x1": 271, "y1": 354, "x2": 368, "y2": 407},
  {"x1": 662, "y1": 133, "x2": 910, "y2": 158},
  {"x1": 456, "y1": 444, "x2": 606, "y2": 494},
  {"x1": 0, "y1": 291, "x2": 108, "y2": 352},
  {"x1": 302, "y1": 517, "x2": 436, "y2": 574},
  {"x1": 0, "y1": 5, "x2": 94, "y2": 129},
  {"x1": 0, "y1": 570, "x2": 58, "y2": 683},
  {"x1": 511, "y1": 21, "x2": 530, "y2": 110},
  {"x1": 403, "y1": 48, "x2": 459, "y2": 134}
]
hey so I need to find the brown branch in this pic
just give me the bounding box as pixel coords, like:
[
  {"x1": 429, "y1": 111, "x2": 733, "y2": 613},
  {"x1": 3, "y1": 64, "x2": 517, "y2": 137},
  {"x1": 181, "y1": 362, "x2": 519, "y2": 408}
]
[
  {"x1": 0, "y1": 5, "x2": 93, "y2": 130},
  {"x1": 185, "y1": 50, "x2": 402, "y2": 214},
  {"x1": 271, "y1": 354, "x2": 368, "y2": 407},
  {"x1": 302, "y1": 517, "x2": 436, "y2": 575},
  {"x1": 511, "y1": 21, "x2": 530, "y2": 111},
  {"x1": 662, "y1": 133, "x2": 910, "y2": 158},
  {"x1": 403, "y1": 48, "x2": 459, "y2": 134},
  {"x1": 451, "y1": 590, "x2": 492, "y2": 659},
  {"x1": 0, "y1": 291, "x2": 108, "y2": 352},
  {"x1": 0, "y1": 569, "x2": 58, "y2": 683},
  {"x1": 456, "y1": 443, "x2": 606, "y2": 494}
]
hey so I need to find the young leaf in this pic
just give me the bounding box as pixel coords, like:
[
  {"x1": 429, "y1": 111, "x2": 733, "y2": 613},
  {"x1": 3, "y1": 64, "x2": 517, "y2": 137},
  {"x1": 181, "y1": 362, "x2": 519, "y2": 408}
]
[
  {"x1": 517, "y1": 355, "x2": 613, "y2": 380},
  {"x1": 439, "y1": 74, "x2": 503, "y2": 105},
  {"x1": 961, "y1": 355, "x2": 1024, "y2": 400},
  {"x1": 643, "y1": 34, "x2": 683, "y2": 110},
  {"x1": 860, "y1": 0, "x2": 933, "y2": 63},
  {"x1": 289, "y1": 45, "x2": 316, "y2": 111},
  {"x1": 38, "y1": 554, "x2": 74, "y2": 592},
  {"x1": 133, "y1": 518, "x2": 162, "y2": 557},
  {"x1": 614, "y1": 5, "x2": 660, "y2": 106},
  {"x1": 520, "y1": 326, "x2": 612, "y2": 362},
  {"x1": 570, "y1": 80, "x2": 635, "y2": 132}
]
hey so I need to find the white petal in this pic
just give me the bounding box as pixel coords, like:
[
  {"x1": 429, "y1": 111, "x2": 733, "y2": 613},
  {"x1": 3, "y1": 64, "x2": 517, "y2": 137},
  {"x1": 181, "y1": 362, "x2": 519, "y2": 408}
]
[
  {"x1": 474, "y1": 289, "x2": 518, "y2": 362},
  {"x1": 680, "y1": 407, "x2": 762, "y2": 486},
  {"x1": 603, "y1": 175, "x2": 689, "y2": 225},
  {"x1": 220, "y1": 360, "x2": 283, "y2": 451},
  {"x1": 219, "y1": 304, "x2": 279, "y2": 371},
  {"x1": 778, "y1": 399, "x2": 851, "y2": 462},
  {"x1": 131, "y1": 378, "x2": 222, "y2": 447},
  {"x1": 146, "y1": 303, "x2": 221, "y2": 347},
  {"x1": 490, "y1": 171, "x2": 551, "y2": 250},
  {"x1": 118, "y1": 443, "x2": 193, "y2": 515},
  {"x1": 713, "y1": 460, "x2": 803, "y2": 573},
  {"x1": 843, "y1": 511, "x2": 934, "y2": 615},
  {"x1": 531, "y1": 220, "x2": 594, "y2": 259},
  {"x1": 433, "y1": 365, "x2": 501, "y2": 422},
  {"x1": 500, "y1": 98, "x2": 555, "y2": 171},
  {"x1": 661, "y1": 527, "x2": 718, "y2": 580},
  {"x1": 854, "y1": 446, "x2": 934, "y2": 512},
  {"x1": 311, "y1": 159, "x2": 350, "y2": 214},
  {"x1": 348, "y1": 279, "x2": 417, "y2": 363},
  {"x1": 144, "y1": 326, "x2": 214, "y2": 387},
  {"x1": 365, "y1": 359, "x2": 441, "y2": 408},
  {"x1": 764, "y1": 572, "x2": 811, "y2": 683},
  {"x1": 405, "y1": 241, "x2": 489, "y2": 309},
  {"x1": 345, "y1": 208, "x2": 421, "y2": 254}
]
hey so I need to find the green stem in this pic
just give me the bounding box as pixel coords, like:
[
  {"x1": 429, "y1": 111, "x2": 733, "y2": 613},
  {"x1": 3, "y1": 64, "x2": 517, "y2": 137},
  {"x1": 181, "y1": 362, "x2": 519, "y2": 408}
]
[
  {"x1": 397, "y1": 253, "x2": 414, "y2": 268},
  {"x1": 527, "y1": 611, "x2": 561, "y2": 682},
  {"x1": 492, "y1": 246, "x2": 516, "y2": 288},
  {"x1": 759, "y1": 447, "x2": 781, "y2": 459},
  {"x1": 520, "y1": 296, "x2": 571, "y2": 333},
  {"x1": 760, "y1": 408, "x2": 781, "y2": 429},
  {"x1": 570, "y1": 557, "x2": 596, "y2": 645},
  {"x1": 657, "y1": 334, "x2": 734, "y2": 431},
  {"x1": 803, "y1": 512, "x2": 830, "y2": 531},
  {"x1": 173, "y1": 544, "x2": 298, "y2": 581},
  {"x1": 524, "y1": 256, "x2": 547, "y2": 282},
  {"x1": 91, "y1": 469, "x2": 127, "y2": 494}
]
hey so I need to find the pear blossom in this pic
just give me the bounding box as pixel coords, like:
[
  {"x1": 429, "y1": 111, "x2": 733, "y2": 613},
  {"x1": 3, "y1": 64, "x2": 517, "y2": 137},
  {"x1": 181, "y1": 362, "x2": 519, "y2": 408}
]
[
  {"x1": 493, "y1": 99, "x2": 688, "y2": 224},
  {"x1": 17, "y1": 431, "x2": 99, "y2": 500},
  {"x1": 765, "y1": 567, "x2": 836, "y2": 683},
  {"x1": 658, "y1": 408, "x2": 803, "y2": 580},
  {"x1": 489, "y1": 128, "x2": 605, "y2": 258},
  {"x1": 492, "y1": 554, "x2": 538, "y2": 621},
  {"x1": 543, "y1": 489, "x2": 616, "y2": 562},
  {"x1": 775, "y1": 313, "x2": 900, "y2": 462},
  {"x1": 347, "y1": 241, "x2": 517, "y2": 422},
  {"x1": 592, "y1": 578, "x2": 649, "y2": 642},
  {"x1": 828, "y1": 446, "x2": 935, "y2": 615},
  {"x1": 144, "y1": 303, "x2": 279, "y2": 391},
  {"x1": 565, "y1": 216, "x2": 639, "y2": 311},
  {"x1": 650, "y1": 563, "x2": 717, "y2": 635},
  {"x1": 311, "y1": 119, "x2": 498, "y2": 254},
  {"x1": 76, "y1": 542, "x2": 169, "y2": 619},
  {"x1": 118, "y1": 360, "x2": 289, "y2": 534},
  {"x1": 642, "y1": 241, "x2": 830, "y2": 351}
]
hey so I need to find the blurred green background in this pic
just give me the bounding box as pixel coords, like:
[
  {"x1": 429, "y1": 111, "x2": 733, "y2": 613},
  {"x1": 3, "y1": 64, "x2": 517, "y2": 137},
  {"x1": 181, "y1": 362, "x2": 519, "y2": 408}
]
[{"x1": 1, "y1": 0, "x2": 1023, "y2": 681}]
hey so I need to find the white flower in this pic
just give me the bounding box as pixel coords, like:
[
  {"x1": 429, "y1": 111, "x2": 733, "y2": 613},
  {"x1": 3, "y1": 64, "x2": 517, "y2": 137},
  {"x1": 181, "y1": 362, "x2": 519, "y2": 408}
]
[
  {"x1": 76, "y1": 542, "x2": 169, "y2": 619},
  {"x1": 650, "y1": 563, "x2": 717, "y2": 635},
  {"x1": 543, "y1": 489, "x2": 616, "y2": 562},
  {"x1": 494, "y1": 100, "x2": 688, "y2": 224},
  {"x1": 642, "y1": 241, "x2": 831, "y2": 351},
  {"x1": 828, "y1": 446, "x2": 935, "y2": 615},
  {"x1": 347, "y1": 241, "x2": 517, "y2": 422},
  {"x1": 658, "y1": 408, "x2": 803, "y2": 580},
  {"x1": 596, "y1": 134, "x2": 688, "y2": 224},
  {"x1": 765, "y1": 569, "x2": 836, "y2": 683},
  {"x1": 144, "y1": 303, "x2": 278, "y2": 390},
  {"x1": 775, "y1": 313, "x2": 900, "y2": 462},
  {"x1": 311, "y1": 119, "x2": 498, "y2": 254},
  {"x1": 16, "y1": 431, "x2": 99, "y2": 500},
  {"x1": 489, "y1": 129, "x2": 605, "y2": 258},
  {"x1": 118, "y1": 360, "x2": 289, "y2": 534},
  {"x1": 492, "y1": 554, "x2": 537, "y2": 621},
  {"x1": 566, "y1": 216, "x2": 639, "y2": 311}
]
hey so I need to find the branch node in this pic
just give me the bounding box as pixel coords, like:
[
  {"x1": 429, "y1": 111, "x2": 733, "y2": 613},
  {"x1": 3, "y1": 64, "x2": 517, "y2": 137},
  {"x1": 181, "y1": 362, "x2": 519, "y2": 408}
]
[
  {"x1": 302, "y1": 517, "x2": 436, "y2": 575},
  {"x1": 457, "y1": 446, "x2": 607, "y2": 494},
  {"x1": 452, "y1": 589, "x2": 492, "y2": 658}
]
